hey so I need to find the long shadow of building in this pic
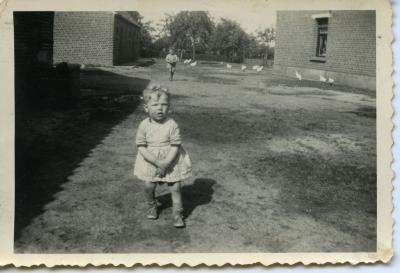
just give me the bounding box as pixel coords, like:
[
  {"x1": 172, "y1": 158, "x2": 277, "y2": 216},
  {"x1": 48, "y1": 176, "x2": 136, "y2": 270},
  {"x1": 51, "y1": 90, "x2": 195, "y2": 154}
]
[{"x1": 14, "y1": 12, "x2": 149, "y2": 241}]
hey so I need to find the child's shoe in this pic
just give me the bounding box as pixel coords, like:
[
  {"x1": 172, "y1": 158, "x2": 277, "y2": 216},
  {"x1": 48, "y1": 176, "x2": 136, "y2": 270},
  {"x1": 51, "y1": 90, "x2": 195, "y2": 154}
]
[
  {"x1": 146, "y1": 201, "x2": 158, "y2": 220},
  {"x1": 172, "y1": 208, "x2": 185, "y2": 228}
]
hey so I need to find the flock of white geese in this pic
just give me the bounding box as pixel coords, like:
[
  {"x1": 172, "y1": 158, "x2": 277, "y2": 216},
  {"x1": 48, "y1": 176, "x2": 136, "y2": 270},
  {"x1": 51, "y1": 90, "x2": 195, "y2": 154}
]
[
  {"x1": 182, "y1": 59, "x2": 334, "y2": 85},
  {"x1": 183, "y1": 59, "x2": 264, "y2": 72},
  {"x1": 296, "y1": 70, "x2": 334, "y2": 85}
]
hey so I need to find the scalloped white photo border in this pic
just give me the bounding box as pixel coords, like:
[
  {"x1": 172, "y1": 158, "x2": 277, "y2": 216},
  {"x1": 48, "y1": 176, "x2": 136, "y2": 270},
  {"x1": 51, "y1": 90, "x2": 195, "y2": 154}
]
[{"x1": 0, "y1": 0, "x2": 393, "y2": 267}]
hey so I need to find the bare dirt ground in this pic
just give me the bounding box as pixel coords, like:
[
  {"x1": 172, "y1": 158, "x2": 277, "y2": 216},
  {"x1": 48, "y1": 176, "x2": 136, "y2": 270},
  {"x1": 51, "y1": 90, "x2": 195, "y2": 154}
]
[{"x1": 15, "y1": 60, "x2": 376, "y2": 253}]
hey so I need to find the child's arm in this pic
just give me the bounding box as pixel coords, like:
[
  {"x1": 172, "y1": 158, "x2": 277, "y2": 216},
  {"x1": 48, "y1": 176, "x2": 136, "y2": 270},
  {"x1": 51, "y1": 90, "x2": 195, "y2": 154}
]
[
  {"x1": 157, "y1": 146, "x2": 179, "y2": 171},
  {"x1": 136, "y1": 121, "x2": 161, "y2": 167},
  {"x1": 138, "y1": 146, "x2": 159, "y2": 166},
  {"x1": 157, "y1": 120, "x2": 182, "y2": 170},
  {"x1": 138, "y1": 146, "x2": 175, "y2": 171}
]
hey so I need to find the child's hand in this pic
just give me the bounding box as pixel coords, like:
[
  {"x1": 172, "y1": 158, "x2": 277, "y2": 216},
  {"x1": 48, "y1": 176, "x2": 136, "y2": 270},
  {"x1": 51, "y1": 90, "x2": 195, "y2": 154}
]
[
  {"x1": 156, "y1": 167, "x2": 166, "y2": 177},
  {"x1": 156, "y1": 160, "x2": 169, "y2": 172}
]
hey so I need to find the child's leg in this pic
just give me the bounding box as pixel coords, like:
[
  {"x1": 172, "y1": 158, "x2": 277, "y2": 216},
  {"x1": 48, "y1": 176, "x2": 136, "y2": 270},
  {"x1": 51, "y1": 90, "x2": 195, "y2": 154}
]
[
  {"x1": 168, "y1": 182, "x2": 185, "y2": 227},
  {"x1": 144, "y1": 181, "x2": 158, "y2": 219},
  {"x1": 144, "y1": 180, "x2": 157, "y2": 203}
]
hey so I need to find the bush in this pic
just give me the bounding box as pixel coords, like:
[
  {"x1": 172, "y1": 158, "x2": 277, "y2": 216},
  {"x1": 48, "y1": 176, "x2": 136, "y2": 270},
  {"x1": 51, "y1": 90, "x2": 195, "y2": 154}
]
[{"x1": 266, "y1": 47, "x2": 274, "y2": 60}]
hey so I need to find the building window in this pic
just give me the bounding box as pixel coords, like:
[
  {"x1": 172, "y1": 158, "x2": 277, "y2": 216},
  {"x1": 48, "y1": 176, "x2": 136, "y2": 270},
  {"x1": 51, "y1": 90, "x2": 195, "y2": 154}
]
[{"x1": 316, "y1": 18, "x2": 328, "y2": 57}]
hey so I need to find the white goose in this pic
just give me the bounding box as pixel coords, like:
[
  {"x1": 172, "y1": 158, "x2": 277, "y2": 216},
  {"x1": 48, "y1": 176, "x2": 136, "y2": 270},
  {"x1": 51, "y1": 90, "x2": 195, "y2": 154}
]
[{"x1": 295, "y1": 71, "x2": 302, "y2": 81}]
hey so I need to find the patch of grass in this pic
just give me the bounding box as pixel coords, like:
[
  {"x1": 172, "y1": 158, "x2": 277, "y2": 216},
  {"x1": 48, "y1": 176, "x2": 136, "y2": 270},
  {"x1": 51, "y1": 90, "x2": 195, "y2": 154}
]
[
  {"x1": 244, "y1": 87, "x2": 265, "y2": 92},
  {"x1": 349, "y1": 106, "x2": 376, "y2": 119},
  {"x1": 267, "y1": 89, "x2": 336, "y2": 97},
  {"x1": 264, "y1": 77, "x2": 376, "y2": 97},
  {"x1": 250, "y1": 151, "x2": 376, "y2": 237},
  {"x1": 195, "y1": 75, "x2": 239, "y2": 85},
  {"x1": 15, "y1": 95, "x2": 141, "y2": 241}
]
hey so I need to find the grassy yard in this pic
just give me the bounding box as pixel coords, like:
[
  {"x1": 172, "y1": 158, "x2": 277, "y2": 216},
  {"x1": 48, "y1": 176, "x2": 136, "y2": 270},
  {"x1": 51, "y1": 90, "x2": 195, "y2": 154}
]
[{"x1": 15, "y1": 60, "x2": 376, "y2": 253}]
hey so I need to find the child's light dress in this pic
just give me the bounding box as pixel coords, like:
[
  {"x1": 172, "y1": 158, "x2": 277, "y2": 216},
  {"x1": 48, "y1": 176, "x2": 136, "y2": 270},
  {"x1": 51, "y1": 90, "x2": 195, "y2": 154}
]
[{"x1": 134, "y1": 118, "x2": 192, "y2": 182}]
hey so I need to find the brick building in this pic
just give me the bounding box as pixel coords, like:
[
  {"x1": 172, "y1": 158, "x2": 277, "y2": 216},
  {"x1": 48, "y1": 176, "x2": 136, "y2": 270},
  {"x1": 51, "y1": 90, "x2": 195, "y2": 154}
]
[
  {"x1": 14, "y1": 12, "x2": 81, "y2": 107},
  {"x1": 53, "y1": 12, "x2": 141, "y2": 66},
  {"x1": 273, "y1": 11, "x2": 376, "y2": 90},
  {"x1": 14, "y1": 12, "x2": 54, "y2": 105}
]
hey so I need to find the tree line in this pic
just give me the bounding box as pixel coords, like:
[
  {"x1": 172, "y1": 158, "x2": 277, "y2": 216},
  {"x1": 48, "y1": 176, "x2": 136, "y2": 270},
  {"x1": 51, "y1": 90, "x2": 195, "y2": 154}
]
[{"x1": 138, "y1": 11, "x2": 275, "y2": 63}]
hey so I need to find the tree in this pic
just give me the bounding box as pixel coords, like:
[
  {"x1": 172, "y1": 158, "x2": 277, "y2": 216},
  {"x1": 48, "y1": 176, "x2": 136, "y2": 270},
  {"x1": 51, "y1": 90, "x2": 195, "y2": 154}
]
[
  {"x1": 123, "y1": 11, "x2": 156, "y2": 57},
  {"x1": 256, "y1": 27, "x2": 276, "y2": 45},
  {"x1": 139, "y1": 21, "x2": 156, "y2": 56},
  {"x1": 210, "y1": 18, "x2": 250, "y2": 62},
  {"x1": 246, "y1": 35, "x2": 261, "y2": 58},
  {"x1": 256, "y1": 27, "x2": 276, "y2": 59},
  {"x1": 162, "y1": 11, "x2": 214, "y2": 60},
  {"x1": 153, "y1": 36, "x2": 170, "y2": 58}
]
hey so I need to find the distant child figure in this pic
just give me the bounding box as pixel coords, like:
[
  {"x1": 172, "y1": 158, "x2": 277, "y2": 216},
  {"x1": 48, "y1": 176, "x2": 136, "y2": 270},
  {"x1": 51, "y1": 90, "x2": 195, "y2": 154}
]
[
  {"x1": 134, "y1": 84, "x2": 192, "y2": 227},
  {"x1": 165, "y1": 48, "x2": 178, "y2": 81}
]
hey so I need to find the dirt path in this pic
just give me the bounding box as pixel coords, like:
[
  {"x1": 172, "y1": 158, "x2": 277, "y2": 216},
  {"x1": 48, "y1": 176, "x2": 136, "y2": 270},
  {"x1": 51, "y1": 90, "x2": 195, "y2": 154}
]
[{"x1": 16, "y1": 60, "x2": 376, "y2": 252}]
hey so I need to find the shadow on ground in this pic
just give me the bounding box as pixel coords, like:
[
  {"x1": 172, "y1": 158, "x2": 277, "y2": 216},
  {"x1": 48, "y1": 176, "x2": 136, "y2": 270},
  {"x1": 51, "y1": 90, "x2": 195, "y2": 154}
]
[
  {"x1": 157, "y1": 178, "x2": 216, "y2": 219},
  {"x1": 111, "y1": 58, "x2": 156, "y2": 67},
  {"x1": 80, "y1": 68, "x2": 150, "y2": 96},
  {"x1": 135, "y1": 59, "x2": 156, "y2": 67},
  {"x1": 14, "y1": 69, "x2": 149, "y2": 241}
]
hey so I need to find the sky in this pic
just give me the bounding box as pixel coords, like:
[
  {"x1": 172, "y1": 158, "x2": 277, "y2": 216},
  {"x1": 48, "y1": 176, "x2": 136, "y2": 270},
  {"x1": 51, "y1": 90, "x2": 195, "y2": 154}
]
[{"x1": 135, "y1": 0, "x2": 277, "y2": 36}]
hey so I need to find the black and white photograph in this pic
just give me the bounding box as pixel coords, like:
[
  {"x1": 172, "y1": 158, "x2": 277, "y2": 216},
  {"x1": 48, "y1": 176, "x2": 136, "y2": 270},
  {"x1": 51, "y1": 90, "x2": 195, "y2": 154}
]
[{"x1": 0, "y1": 0, "x2": 394, "y2": 266}]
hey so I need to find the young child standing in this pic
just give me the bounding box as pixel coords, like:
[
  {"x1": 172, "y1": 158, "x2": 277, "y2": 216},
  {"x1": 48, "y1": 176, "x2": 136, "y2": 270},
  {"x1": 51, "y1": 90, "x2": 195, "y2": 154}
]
[
  {"x1": 165, "y1": 48, "x2": 178, "y2": 81},
  {"x1": 134, "y1": 84, "x2": 192, "y2": 228}
]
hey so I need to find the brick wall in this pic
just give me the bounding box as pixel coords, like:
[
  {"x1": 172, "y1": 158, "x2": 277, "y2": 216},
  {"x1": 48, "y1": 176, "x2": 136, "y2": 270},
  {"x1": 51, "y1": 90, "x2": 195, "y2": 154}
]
[
  {"x1": 113, "y1": 14, "x2": 140, "y2": 65},
  {"x1": 274, "y1": 10, "x2": 376, "y2": 77},
  {"x1": 53, "y1": 12, "x2": 114, "y2": 66}
]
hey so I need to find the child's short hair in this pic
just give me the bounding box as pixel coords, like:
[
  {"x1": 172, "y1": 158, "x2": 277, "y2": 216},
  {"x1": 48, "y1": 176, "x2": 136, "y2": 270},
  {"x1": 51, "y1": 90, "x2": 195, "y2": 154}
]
[{"x1": 143, "y1": 84, "x2": 170, "y2": 103}]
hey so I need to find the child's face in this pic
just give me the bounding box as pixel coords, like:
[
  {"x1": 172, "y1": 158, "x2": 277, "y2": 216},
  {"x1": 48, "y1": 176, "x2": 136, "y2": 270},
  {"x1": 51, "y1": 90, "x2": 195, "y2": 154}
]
[
  {"x1": 169, "y1": 49, "x2": 174, "y2": 54},
  {"x1": 145, "y1": 93, "x2": 170, "y2": 122}
]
